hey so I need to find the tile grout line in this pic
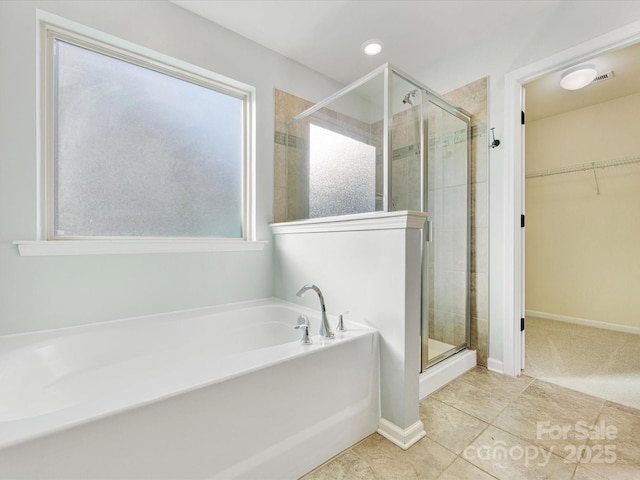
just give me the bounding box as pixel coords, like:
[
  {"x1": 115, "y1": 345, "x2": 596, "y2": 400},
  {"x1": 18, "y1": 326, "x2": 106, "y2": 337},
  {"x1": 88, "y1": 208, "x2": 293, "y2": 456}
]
[
  {"x1": 487, "y1": 378, "x2": 603, "y2": 468},
  {"x1": 299, "y1": 433, "x2": 375, "y2": 479},
  {"x1": 491, "y1": 377, "x2": 619, "y2": 479},
  {"x1": 578, "y1": 398, "x2": 609, "y2": 467},
  {"x1": 425, "y1": 371, "x2": 535, "y2": 480},
  {"x1": 444, "y1": 421, "x2": 499, "y2": 480}
]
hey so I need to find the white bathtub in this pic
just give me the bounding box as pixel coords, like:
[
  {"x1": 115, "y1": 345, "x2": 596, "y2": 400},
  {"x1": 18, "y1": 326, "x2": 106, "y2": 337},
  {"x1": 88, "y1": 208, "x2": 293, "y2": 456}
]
[{"x1": 0, "y1": 298, "x2": 379, "y2": 479}]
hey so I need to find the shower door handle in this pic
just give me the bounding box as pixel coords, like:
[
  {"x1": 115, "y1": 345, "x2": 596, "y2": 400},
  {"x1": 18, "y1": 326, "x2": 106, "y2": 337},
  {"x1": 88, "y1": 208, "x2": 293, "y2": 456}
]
[{"x1": 424, "y1": 220, "x2": 432, "y2": 242}]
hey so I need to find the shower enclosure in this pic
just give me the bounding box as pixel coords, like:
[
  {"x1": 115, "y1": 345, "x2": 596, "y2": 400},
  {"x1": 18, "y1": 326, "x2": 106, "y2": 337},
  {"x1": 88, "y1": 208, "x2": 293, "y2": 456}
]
[{"x1": 284, "y1": 64, "x2": 471, "y2": 371}]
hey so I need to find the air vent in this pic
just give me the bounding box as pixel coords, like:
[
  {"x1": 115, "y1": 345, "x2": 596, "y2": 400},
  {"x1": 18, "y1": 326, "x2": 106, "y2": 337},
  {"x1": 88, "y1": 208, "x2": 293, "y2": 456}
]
[{"x1": 591, "y1": 70, "x2": 614, "y2": 84}]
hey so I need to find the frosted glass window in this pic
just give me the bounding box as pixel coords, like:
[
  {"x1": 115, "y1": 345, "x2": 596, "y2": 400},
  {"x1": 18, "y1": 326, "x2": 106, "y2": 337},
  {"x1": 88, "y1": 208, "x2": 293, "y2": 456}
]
[
  {"x1": 308, "y1": 124, "x2": 376, "y2": 218},
  {"x1": 51, "y1": 39, "x2": 245, "y2": 238}
]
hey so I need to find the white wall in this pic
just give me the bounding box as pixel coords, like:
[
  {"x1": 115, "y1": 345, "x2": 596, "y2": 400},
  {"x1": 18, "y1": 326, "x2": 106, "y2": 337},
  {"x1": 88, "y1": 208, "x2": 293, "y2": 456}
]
[
  {"x1": 273, "y1": 218, "x2": 423, "y2": 432},
  {"x1": 4, "y1": 1, "x2": 640, "y2": 363},
  {"x1": 525, "y1": 93, "x2": 640, "y2": 329},
  {"x1": 0, "y1": 0, "x2": 342, "y2": 335},
  {"x1": 412, "y1": 1, "x2": 640, "y2": 369}
]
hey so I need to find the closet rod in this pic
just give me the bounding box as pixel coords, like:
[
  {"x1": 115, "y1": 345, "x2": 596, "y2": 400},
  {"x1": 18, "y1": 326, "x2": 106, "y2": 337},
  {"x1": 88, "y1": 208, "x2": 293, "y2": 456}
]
[{"x1": 525, "y1": 155, "x2": 640, "y2": 179}]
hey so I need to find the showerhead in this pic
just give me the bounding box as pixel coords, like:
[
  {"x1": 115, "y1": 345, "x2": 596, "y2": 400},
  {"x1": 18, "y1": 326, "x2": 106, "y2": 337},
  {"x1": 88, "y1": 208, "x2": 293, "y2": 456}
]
[{"x1": 402, "y1": 89, "x2": 418, "y2": 106}]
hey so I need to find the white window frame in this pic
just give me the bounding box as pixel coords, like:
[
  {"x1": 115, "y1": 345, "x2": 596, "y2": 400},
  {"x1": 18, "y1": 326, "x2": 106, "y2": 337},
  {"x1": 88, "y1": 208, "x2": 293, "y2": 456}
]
[{"x1": 16, "y1": 13, "x2": 262, "y2": 256}]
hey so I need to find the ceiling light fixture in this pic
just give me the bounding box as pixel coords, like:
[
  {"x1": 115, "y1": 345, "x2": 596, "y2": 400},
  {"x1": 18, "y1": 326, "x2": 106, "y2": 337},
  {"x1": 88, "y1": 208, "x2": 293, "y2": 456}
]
[
  {"x1": 361, "y1": 39, "x2": 383, "y2": 56},
  {"x1": 560, "y1": 64, "x2": 598, "y2": 90}
]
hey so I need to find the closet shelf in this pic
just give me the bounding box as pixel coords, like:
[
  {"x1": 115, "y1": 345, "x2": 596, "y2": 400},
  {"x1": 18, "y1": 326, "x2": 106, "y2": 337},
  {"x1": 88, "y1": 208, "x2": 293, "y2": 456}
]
[{"x1": 525, "y1": 154, "x2": 640, "y2": 179}]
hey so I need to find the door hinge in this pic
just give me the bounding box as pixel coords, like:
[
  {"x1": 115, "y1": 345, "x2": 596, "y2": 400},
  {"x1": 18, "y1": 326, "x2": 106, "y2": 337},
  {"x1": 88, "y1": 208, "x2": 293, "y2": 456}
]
[
  {"x1": 521, "y1": 317, "x2": 525, "y2": 331},
  {"x1": 521, "y1": 214, "x2": 525, "y2": 228},
  {"x1": 521, "y1": 110, "x2": 525, "y2": 125}
]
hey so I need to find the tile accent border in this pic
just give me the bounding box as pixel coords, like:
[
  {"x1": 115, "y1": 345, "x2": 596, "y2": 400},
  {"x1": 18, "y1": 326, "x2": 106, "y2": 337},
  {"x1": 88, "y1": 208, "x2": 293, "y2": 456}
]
[{"x1": 274, "y1": 130, "x2": 305, "y2": 148}]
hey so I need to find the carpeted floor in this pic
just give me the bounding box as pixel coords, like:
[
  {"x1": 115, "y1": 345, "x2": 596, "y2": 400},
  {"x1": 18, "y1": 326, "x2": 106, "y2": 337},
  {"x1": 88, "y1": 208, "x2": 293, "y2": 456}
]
[{"x1": 524, "y1": 316, "x2": 640, "y2": 410}]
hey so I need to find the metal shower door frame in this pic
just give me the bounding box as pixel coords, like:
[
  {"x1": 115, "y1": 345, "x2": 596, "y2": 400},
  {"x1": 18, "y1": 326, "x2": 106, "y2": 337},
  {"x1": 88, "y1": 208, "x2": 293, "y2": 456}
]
[{"x1": 418, "y1": 89, "x2": 472, "y2": 372}]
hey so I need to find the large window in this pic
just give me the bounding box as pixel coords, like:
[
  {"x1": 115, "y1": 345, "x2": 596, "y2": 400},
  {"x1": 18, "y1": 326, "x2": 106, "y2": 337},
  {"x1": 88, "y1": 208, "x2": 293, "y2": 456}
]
[{"x1": 43, "y1": 24, "x2": 252, "y2": 241}]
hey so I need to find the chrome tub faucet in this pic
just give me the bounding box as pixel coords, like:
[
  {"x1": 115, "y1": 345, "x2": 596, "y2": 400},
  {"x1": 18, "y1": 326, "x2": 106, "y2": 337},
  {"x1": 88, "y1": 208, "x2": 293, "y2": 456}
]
[{"x1": 296, "y1": 284, "x2": 334, "y2": 338}]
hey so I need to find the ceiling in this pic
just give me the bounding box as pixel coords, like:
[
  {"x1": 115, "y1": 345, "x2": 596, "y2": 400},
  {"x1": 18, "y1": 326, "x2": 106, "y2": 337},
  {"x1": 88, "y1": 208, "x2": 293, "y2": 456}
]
[
  {"x1": 169, "y1": 0, "x2": 566, "y2": 84},
  {"x1": 525, "y1": 41, "x2": 640, "y2": 121},
  {"x1": 170, "y1": 0, "x2": 640, "y2": 120}
]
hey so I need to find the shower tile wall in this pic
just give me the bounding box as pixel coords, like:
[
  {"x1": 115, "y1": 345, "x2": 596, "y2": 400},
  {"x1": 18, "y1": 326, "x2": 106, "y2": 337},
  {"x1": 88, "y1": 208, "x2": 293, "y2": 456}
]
[
  {"x1": 443, "y1": 77, "x2": 489, "y2": 366},
  {"x1": 369, "y1": 111, "x2": 422, "y2": 212},
  {"x1": 389, "y1": 108, "x2": 422, "y2": 211},
  {"x1": 274, "y1": 89, "x2": 314, "y2": 223}
]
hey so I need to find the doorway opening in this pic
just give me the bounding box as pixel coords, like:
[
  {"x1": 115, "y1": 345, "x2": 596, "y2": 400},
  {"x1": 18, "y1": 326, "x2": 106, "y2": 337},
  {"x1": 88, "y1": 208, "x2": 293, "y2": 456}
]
[
  {"x1": 503, "y1": 20, "x2": 640, "y2": 403},
  {"x1": 521, "y1": 41, "x2": 640, "y2": 409}
]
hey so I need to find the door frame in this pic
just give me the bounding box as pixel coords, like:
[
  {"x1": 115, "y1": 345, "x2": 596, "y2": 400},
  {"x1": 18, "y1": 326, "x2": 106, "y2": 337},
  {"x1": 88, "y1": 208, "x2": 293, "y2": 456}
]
[{"x1": 501, "y1": 20, "x2": 640, "y2": 377}]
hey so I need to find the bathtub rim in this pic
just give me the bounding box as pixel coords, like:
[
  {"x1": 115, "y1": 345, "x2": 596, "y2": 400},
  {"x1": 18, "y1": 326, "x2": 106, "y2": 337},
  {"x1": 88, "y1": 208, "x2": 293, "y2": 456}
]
[{"x1": 0, "y1": 297, "x2": 326, "y2": 340}]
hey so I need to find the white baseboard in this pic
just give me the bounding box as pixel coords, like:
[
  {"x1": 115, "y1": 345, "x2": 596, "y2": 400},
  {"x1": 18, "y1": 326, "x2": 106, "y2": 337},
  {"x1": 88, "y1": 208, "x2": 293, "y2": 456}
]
[
  {"x1": 487, "y1": 357, "x2": 504, "y2": 374},
  {"x1": 419, "y1": 349, "x2": 477, "y2": 399},
  {"x1": 525, "y1": 310, "x2": 640, "y2": 335},
  {"x1": 377, "y1": 418, "x2": 426, "y2": 450}
]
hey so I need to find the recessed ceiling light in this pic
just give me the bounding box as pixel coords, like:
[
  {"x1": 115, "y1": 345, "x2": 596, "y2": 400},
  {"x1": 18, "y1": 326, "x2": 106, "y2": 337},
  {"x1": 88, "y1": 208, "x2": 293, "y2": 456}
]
[
  {"x1": 560, "y1": 64, "x2": 598, "y2": 90},
  {"x1": 361, "y1": 39, "x2": 383, "y2": 56}
]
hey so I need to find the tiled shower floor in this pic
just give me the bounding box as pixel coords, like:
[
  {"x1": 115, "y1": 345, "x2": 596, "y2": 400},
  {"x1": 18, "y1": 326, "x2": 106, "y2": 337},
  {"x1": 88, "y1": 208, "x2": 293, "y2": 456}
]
[
  {"x1": 301, "y1": 367, "x2": 640, "y2": 479},
  {"x1": 428, "y1": 338, "x2": 455, "y2": 361}
]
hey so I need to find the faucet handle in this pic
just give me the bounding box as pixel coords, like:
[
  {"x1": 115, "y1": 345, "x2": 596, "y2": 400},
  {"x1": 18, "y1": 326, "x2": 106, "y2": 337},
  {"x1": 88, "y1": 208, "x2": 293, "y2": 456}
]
[
  {"x1": 296, "y1": 315, "x2": 310, "y2": 327},
  {"x1": 337, "y1": 311, "x2": 349, "y2": 332},
  {"x1": 294, "y1": 315, "x2": 312, "y2": 344}
]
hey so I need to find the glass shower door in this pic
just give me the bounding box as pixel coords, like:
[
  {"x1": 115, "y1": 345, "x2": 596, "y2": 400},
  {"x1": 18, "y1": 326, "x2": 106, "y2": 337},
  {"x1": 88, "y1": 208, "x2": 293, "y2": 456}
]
[{"x1": 421, "y1": 95, "x2": 470, "y2": 371}]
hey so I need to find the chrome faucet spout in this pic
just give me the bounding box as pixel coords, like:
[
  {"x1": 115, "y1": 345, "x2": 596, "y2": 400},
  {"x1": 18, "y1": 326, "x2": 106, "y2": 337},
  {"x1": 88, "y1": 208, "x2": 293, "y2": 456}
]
[{"x1": 296, "y1": 284, "x2": 334, "y2": 338}]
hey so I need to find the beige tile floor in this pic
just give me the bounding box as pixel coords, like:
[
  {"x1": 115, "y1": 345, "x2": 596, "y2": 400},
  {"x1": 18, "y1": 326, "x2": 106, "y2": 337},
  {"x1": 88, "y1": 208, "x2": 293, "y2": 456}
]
[
  {"x1": 301, "y1": 367, "x2": 640, "y2": 479},
  {"x1": 524, "y1": 316, "x2": 640, "y2": 410}
]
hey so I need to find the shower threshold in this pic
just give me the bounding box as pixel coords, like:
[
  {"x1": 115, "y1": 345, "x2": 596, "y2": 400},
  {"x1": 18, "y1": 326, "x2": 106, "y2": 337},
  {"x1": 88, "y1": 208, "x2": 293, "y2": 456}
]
[{"x1": 419, "y1": 348, "x2": 477, "y2": 399}]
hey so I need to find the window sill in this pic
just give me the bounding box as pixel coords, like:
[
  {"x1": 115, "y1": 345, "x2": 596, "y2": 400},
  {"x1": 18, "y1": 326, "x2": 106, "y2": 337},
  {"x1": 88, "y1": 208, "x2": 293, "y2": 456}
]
[{"x1": 13, "y1": 240, "x2": 267, "y2": 256}]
